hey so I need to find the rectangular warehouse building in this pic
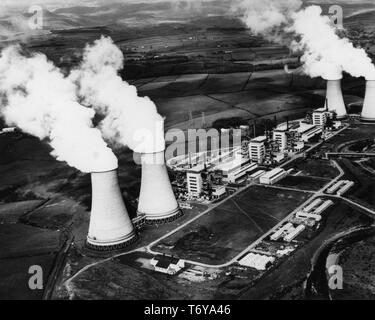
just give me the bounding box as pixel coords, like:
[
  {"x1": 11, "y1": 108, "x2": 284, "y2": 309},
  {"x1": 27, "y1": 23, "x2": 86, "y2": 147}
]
[{"x1": 260, "y1": 168, "x2": 287, "y2": 185}]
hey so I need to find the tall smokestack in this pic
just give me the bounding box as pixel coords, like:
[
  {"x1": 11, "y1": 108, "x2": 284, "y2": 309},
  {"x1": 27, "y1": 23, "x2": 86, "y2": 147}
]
[
  {"x1": 137, "y1": 121, "x2": 182, "y2": 225},
  {"x1": 361, "y1": 80, "x2": 375, "y2": 122},
  {"x1": 324, "y1": 78, "x2": 347, "y2": 119},
  {"x1": 87, "y1": 169, "x2": 136, "y2": 251}
]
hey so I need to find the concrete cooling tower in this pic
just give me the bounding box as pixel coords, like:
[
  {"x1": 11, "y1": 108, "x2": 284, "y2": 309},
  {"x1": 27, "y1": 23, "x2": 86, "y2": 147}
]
[
  {"x1": 324, "y1": 78, "x2": 347, "y2": 119},
  {"x1": 137, "y1": 150, "x2": 182, "y2": 224},
  {"x1": 87, "y1": 169, "x2": 136, "y2": 251},
  {"x1": 361, "y1": 80, "x2": 375, "y2": 122}
]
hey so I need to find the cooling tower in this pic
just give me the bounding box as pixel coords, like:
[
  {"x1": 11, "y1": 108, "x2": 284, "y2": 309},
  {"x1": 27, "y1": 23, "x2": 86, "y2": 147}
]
[
  {"x1": 87, "y1": 169, "x2": 136, "y2": 251},
  {"x1": 137, "y1": 150, "x2": 182, "y2": 224},
  {"x1": 361, "y1": 80, "x2": 375, "y2": 122},
  {"x1": 324, "y1": 79, "x2": 347, "y2": 119}
]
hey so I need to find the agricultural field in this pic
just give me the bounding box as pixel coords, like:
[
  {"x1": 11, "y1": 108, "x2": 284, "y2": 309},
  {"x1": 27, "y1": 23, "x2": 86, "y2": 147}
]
[
  {"x1": 285, "y1": 159, "x2": 340, "y2": 180},
  {"x1": 275, "y1": 176, "x2": 329, "y2": 192},
  {"x1": 326, "y1": 125, "x2": 375, "y2": 152},
  {"x1": 151, "y1": 185, "x2": 310, "y2": 265}
]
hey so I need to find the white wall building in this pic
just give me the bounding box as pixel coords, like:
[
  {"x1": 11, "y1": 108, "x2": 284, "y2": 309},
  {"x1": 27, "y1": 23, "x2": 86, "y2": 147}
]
[
  {"x1": 312, "y1": 108, "x2": 328, "y2": 126},
  {"x1": 150, "y1": 256, "x2": 185, "y2": 275},
  {"x1": 296, "y1": 211, "x2": 322, "y2": 222},
  {"x1": 249, "y1": 136, "x2": 267, "y2": 163},
  {"x1": 260, "y1": 168, "x2": 287, "y2": 185},
  {"x1": 297, "y1": 124, "x2": 323, "y2": 142},
  {"x1": 215, "y1": 158, "x2": 258, "y2": 183},
  {"x1": 212, "y1": 185, "x2": 227, "y2": 200},
  {"x1": 187, "y1": 169, "x2": 204, "y2": 197},
  {"x1": 284, "y1": 225, "x2": 305, "y2": 242},
  {"x1": 273, "y1": 130, "x2": 288, "y2": 151},
  {"x1": 239, "y1": 253, "x2": 275, "y2": 270},
  {"x1": 249, "y1": 170, "x2": 266, "y2": 183}
]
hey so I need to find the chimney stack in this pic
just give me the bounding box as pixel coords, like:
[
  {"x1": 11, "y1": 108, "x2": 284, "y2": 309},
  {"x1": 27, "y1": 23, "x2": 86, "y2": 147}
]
[
  {"x1": 361, "y1": 80, "x2": 375, "y2": 122},
  {"x1": 324, "y1": 78, "x2": 347, "y2": 119},
  {"x1": 87, "y1": 169, "x2": 136, "y2": 251},
  {"x1": 136, "y1": 121, "x2": 182, "y2": 225}
]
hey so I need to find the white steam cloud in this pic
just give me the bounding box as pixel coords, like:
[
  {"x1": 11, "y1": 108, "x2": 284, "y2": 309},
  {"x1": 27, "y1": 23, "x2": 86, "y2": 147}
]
[
  {"x1": 290, "y1": 6, "x2": 375, "y2": 80},
  {"x1": 0, "y1": 46, "x2": 118, "y2": 173},
  {"x1": 71, "y1": 36, "x2": 165, "y2": 154},
  {"x1": 236, "y1": 0, "x2": 375, "y2": 80},
  {"x1": 237, "y1": 0, "x2": 301, "y2": 36}
]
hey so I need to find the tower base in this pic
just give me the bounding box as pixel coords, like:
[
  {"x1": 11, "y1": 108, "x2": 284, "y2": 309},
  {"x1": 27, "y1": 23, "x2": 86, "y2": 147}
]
[
  {"x1": 360, "y1": 117, "x2": 375, "y2": 123},
  {"x1": 335, "y1": 115, "x2": 348, "y2": 120},
  {"x1": 138, "y1": 207, "x2": 183, "y2": 225},
  {"x1": 86, "y1": 232, "x2": 137, "y2": 252}
]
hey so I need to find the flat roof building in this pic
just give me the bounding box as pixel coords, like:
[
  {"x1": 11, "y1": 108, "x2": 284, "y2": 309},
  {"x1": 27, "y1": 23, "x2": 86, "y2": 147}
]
[
  {"x1": 273, "y1": 130, "x2": 288, "y2": 151},
  {"x1": 284, "y1": 225, "x2": 305, "y2": 242},
  {"x1": 260, "y1": 168, "x2": 287, "y2": 185},
  {"x1": 187, "y1": 171, "x2": 203, "y2": 197},
  {"x1": 312, "y1": 108, "x2": 328, "y2": 126},
  {"x1": 150, "y1": 255, "x2": 185, "y2": 275},
  {"x1": 249, "y1": 136, "x2": 267, "y2": 163}
]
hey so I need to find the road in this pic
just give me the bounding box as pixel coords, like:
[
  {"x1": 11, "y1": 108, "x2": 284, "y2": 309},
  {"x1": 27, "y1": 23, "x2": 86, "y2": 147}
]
[{"x1": 62, "y1": 124, "x2": 361, "y2": 282}]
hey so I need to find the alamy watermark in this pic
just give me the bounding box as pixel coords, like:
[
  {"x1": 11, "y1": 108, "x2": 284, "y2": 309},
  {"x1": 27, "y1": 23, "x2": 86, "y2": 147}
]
[
  {"x1": 328, "y1": 265, "x2": 343, "y2": 290},
  {"x1": 28, "y1": 265, "x2": 43, "y2": 290},
  {"x1": 329, "y1": 5, "x2": 344, "y2": 30},
  {"x1": 28, "y1": 5, "x2": 44, "y2": 30}
]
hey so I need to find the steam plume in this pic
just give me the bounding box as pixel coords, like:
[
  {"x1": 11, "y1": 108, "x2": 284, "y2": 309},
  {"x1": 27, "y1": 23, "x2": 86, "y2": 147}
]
[
  {"x1": 236, "y1": 0, "x2": 375, "y2": 80},
  {"x1": 71, "y1": 36, "x2": 165, "y2": 154},
  {"x1": 0, "y1": 46, "x2": 118, "y2": 173},
  {"x1": 237, "y1": 0, "x2": 301, "y2": 37},
  {"x1": 290, "y1": 6, "x2": 375, "y2": 80}
]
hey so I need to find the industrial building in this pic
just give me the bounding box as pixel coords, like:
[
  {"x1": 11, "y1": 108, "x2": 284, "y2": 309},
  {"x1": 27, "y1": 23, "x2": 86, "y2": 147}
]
[
  {"x1": 312, "y1": 108, "x2": 328, "y2": 126},
  {"x1": 327, "y1": 181, "x2": 345, "y2": 194},
  {"x1": 211, "y1": 185, "x2": 227, "y2": 200},
  {"x1": 337, "y1": 181, "x2": 355, "y2": 196},
  {"x1": 313, "y1": 200, "x2": 334, "y2": 215},
  {"x1": 270, "y1": 223, "x2": 294, "y2": 241},
  {"x1": 150, "y1": 255, "x2": 185, "y2": 275},
  {"x1": 303, "y1": 198, "x2": 323, "y2": 213},
  {"x1": 187, "y1": 166, "x2": 205, "y2": 197},
  {"x1": 327, "y1": 180, "x2": 354, "y2": 196},
  {"x1": 296, "y1": 211, "x2": 322, "y2": 222},
  {"x1": 249, "y1": 136, "x2": 267, "y2": 163},
  {"x1": 273, "y1": 130, "x2": 288, "y2": 151},
  {"x1": 87, "y1": 169, "x2": 137, "y2": 251},
  {"x1": 239, "y1": 252, "x2": 275, "y2": 270},
  {"x1": 248, "y1": 170, "x2": 266, "y2": 183},
  {"x1": 259, "y1": 168, "x2": 287, "y2": 185},
  {"x1": 297, "y1": 124, "x2": 323, "y2": 142},
  {"x1": 271, "y1": 222, "x2": 306, "y2": 243},
  {"x1": 216, "y1": 159, "x2": 258, "y2": 183},
  {"x1": 284, "y1": 225, "x2": 305, "y2": 242}
]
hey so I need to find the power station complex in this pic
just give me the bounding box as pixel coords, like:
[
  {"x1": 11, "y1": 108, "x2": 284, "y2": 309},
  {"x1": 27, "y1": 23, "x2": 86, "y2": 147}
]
[{"x1": 85, "y1": 77, "x2": 374, "y2": 252}]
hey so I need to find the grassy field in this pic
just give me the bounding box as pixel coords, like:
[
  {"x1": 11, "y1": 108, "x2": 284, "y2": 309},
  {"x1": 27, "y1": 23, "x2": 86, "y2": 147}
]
[
  {"x1": 151, "y1": 185, "x2": 310, "y2": 265},
  {"x1": 326, "y1": 125, "x2": 375, "y2": 152},
  {"x1": 275, "y1": 176, "x2": 329, "y2": 192},
  {"x1": 285, "y1": 159, "x2": 340, "y2": 180}
]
